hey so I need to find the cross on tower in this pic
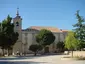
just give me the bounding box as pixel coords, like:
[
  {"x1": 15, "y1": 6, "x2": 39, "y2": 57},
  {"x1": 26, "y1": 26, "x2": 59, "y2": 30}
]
[{"x1": 16, "y1": 8, "x2": 19, "y2": 16}]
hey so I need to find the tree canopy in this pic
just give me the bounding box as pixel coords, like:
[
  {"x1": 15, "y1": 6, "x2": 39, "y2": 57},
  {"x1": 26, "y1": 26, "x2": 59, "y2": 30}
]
[
  {"x1": 29, "y1": 44, "x2": 43, "y2": 56},
  {"x1": 65, "y1": 31, "x2": 80, "y2": 57},
  {"x1": 56, "y1": 41, "x2": 65, "y2": 52},
  {"x1": 36, "y1": 29, "x2": 55, "y2": 47},
  {"x1": 65, "y1": 31, "x2": 80, "y2": 50},
  {"x1": 0, "y1": 15, "x2": 19, "y2": 55},
  {"x1": 73, "y1": 10, "x2": 85, "y2": 48}
]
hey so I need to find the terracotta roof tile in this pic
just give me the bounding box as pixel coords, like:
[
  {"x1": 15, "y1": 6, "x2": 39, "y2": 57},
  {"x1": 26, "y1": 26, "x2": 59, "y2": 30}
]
[
  {"x1": 28, "y1": 26, "x2": 68, "y2": 32},
  {"x1": 61, "y1": 30, "x2": 68, "y2": 32}
]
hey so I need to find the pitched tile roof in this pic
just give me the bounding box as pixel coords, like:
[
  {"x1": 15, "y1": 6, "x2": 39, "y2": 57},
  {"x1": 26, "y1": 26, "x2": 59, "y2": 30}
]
[
  {"x1": 29, "y1": 26, "x2": 68, "y2": 33},
  {"x1": 62, "y1": 30, "x2": 69, "y2": 32}
]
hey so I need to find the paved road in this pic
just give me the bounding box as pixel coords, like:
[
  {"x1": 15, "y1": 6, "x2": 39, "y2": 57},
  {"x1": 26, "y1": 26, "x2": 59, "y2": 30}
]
[{"x1": 0, "y1": 55, "x2": 85, "y2": 64}]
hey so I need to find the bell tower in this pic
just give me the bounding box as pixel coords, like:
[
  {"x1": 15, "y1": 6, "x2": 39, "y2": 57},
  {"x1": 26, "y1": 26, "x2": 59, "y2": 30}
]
[
  {"x1": 13, "y1": 8, "x2": 22, "y2": 41},
  {"x1": 13, "y1": 8, "x2": 22, "y2": 54}
]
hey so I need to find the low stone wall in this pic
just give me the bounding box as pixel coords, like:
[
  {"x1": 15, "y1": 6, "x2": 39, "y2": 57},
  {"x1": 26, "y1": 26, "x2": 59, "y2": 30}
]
[{"x1": 70, "y1": 51, "x2": 85, "y2": 57}]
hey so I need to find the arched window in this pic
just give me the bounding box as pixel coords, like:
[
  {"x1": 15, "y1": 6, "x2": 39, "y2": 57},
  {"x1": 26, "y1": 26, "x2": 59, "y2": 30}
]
[{"x1": 16, "y1": 22, "x2": 19, "y2": 26}]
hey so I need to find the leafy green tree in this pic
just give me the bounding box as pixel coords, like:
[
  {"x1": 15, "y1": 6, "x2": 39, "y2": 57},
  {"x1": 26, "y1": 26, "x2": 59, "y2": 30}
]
[
  {"x1": 73, "y1": 10, "x2": 85, "y2": 49},
  {"x1": 29, "y1": 44, "x2": 43, "y2": 56},
  {"x1": 36, "y1": 29, "x2": 55, "y2": 46},
  {"x1": 56, "y1": 41, "x2": 65, "y2": 52},
  {"x1": 36, "y1": 29, "x2": 55, "y2": 52},
  {"x1": 65, "y1": 31, "x2": 79, "y2": 57},
  {"x1": 0, "y1": 32, "x2": 8, "y2": 56},
  {"x1": 0, "y1": 15, "x2": 19, "y2": 56}
]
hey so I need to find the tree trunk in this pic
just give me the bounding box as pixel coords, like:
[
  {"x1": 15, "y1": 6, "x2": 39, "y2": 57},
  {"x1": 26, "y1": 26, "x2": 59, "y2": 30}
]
[
  {"x1": 72, "y1": 50, "x2": 73, "y2": 58},
  {"x1": 34, "y1": 52, "x2": 36, "y2": 56},
  {"x1": 2, "y1": 49, "x2": 4, "y2": 56},
  {"x1": 11, "y1": 48, "x2": 13, "y2": 55},
  {"x1": 8, "y1": 47, "x2": 13, "y2": 56},
  {"x1": 8, "y1": 49, "x2": 10, "y2": 56}
]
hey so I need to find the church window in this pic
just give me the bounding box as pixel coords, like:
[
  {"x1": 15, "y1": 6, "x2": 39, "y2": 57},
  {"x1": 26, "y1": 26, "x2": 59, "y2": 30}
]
[{"x1": 16, "y1": 22, "x2": 19, "y2": 26}]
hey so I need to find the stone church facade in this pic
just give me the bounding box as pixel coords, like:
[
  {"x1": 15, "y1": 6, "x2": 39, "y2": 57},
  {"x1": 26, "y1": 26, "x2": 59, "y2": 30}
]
[{"x1": 12, "y1": 10, "x2": 68, "y2": 55}]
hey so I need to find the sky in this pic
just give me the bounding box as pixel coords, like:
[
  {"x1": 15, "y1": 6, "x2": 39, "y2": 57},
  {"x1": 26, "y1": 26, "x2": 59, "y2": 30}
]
[{"x1": 0, "y1": 0, "x2": 85, "y2": 30}]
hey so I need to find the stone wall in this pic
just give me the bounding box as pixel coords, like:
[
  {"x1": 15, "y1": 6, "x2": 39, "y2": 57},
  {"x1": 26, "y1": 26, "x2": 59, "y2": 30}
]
[{"x1": 70, "y1": 51, "x2": 85, "y2": 57}]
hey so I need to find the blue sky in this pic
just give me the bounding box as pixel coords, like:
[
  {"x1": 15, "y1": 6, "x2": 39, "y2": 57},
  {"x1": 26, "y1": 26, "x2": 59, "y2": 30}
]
[{"x1": 0, "y1": 0, "x2": 85, "y2": 30}]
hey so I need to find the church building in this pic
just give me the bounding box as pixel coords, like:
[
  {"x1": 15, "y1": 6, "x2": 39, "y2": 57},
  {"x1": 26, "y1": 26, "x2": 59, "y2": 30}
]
[{"x1": 12, "y1": 9, "x2": 68, "y2": 55}]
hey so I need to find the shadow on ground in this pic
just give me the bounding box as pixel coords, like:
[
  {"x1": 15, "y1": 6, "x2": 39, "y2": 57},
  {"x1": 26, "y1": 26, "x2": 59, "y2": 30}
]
[
  {"x1": 0, "y1": 53, "x2": 65, "y2": 60},
  {"x1": 0, "y1": 61, "x2": 47, "y2": 64}
]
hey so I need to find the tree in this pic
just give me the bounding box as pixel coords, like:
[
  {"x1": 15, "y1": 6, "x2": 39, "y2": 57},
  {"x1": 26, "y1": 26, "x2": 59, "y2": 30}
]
[
  {"x1": 73, "y1": 10, "x2": 85, "y2": 49},
  {"x1": 36, "y1": 29, "x2": 55, "y2": 46},
  {"x1": 65, "y1": 31, "x2": 79, "y2": 57},
  {"x1": 0, "y1": 15, "x2": 19, "y2": 56},
  {"x1": 56, "y1": 41, "x2": 65, "y2": 52},
  {"x1": 29, "y1": 44, "x2": 43, "y2": 56},
  {"x1": 36, "y1": 29, "x2": 55, "y2": 52},
  {"x1": 0, "y1": 32, "x2": 8, "y2": 56}
]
